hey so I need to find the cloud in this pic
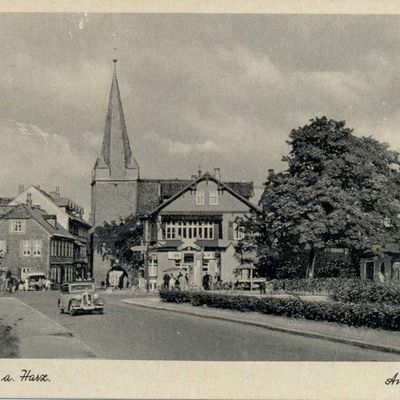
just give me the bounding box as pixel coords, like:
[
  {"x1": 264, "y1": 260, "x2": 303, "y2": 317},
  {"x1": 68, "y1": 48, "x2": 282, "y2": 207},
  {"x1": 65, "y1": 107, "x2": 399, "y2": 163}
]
[{"x1": 0, "y1": 119, "x2": 95, "y2": 214}]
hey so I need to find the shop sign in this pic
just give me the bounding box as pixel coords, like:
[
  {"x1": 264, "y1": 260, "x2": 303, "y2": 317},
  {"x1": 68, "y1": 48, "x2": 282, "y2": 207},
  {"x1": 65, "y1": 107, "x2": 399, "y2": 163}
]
[
  {"x1": 168, "y1": 252, "x2": 181, "y2": 260},
  {"x1": 203, "y1": 251, "x2": 215, "y2": 260}
]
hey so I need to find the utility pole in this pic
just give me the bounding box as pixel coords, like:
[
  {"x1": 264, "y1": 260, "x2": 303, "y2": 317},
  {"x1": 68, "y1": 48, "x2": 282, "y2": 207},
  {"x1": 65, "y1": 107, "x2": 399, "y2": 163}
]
[{"x1": 144, "y1": 218, "x2": 150, "y2": 294}]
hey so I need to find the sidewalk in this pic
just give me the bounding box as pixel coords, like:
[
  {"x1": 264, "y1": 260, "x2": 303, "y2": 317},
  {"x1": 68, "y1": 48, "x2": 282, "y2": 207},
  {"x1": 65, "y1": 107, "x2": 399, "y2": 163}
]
[
  {"x1": 122, "y1": 296, "x2": 400, "y2": 355},
  {"x1": 0, "y1": 297, "x2": 97, "y2": 358}
]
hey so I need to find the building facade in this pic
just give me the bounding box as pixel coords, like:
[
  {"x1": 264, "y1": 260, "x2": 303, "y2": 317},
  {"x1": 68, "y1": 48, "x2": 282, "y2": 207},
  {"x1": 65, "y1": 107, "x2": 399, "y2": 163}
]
[
  {"x1": 0, "y1": 204, "x2": 76, "y2": 284},
  {"x1": 6, "y1": 185, "x2": 91, "y2": 282},
  {"x1": 91, "y1": 61, "x2": 258, "y2": 287}
]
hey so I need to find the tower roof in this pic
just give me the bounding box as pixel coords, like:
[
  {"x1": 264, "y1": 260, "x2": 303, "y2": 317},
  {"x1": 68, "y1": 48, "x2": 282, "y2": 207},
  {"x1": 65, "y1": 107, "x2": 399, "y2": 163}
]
[{"x1": 97, "y1": 61, "x2": 139, "y2": 177}]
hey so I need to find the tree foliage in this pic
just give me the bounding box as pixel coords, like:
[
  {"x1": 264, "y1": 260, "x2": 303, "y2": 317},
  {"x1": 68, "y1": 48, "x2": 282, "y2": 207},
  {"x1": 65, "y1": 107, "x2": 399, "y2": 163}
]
[
  {"x1": 239, "y1": 116, "x2": 400, "y2": 278},
  {"x1": 94, "y1": 215, "x2": 144, "y2": 271}
]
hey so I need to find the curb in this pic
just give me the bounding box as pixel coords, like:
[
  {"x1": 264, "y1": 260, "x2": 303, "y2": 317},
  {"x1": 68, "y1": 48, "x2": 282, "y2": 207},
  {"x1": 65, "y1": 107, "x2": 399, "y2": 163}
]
[{"x1": 122, "y1": 299, "x2": 400, "y2": 356}]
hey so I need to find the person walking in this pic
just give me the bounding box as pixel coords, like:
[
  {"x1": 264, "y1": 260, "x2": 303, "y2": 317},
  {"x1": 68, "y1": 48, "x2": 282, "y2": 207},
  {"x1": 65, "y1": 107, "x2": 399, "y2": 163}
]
[
  {"x1": 169, "y1": 274, "x2": 176, "y2": 290},
  {"x1": 179, "y1": 273, "x2": 187, "y2": 291}
]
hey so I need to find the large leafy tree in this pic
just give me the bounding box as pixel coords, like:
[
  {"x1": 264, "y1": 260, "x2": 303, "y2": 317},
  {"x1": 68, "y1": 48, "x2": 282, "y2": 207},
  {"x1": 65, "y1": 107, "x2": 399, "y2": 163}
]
[
  {"x1": 240, "y1": 116, "x2": 400, "y2": 278},
  {"x1": 94, "y1": 215, "x2": 144, "y2": 272}
]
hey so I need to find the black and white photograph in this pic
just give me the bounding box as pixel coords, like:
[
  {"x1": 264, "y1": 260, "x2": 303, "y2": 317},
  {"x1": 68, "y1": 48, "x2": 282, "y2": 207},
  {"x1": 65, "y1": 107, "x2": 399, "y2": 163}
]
[{"x1": 1, "y1": 2, "x2": 400, "y2": 399}]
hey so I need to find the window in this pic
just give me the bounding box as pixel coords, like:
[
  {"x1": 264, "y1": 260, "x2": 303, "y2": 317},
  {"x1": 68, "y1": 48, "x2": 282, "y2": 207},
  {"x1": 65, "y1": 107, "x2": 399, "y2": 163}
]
[
  {"x1": 195, "y1": 190, "x2": 205, "y2": 205},
  {"x1": 183, "y1": 253, "x2": 195, "y2": 264},
  {"x1": 0, "y1": 240, "x2": 6, "y2": 257},
  {"x1": 10, "y1": 219, "x2": 25, "y2": 233},
  {"x1": 366, "y1": 261, "x2": 374, "y2": 281},
  {"x1": 233, "y1": 222, "x2": 245, "y2": 240},
  {"x1": 209, "y1": 190, "x2": 219, "y2": 205},
  {"x1": 149, "y1": 258, "x2": 158, "y2": 277},
  {"x1": 32, "y1": 240, "x2": 42, "y2": 257},
  {"x1": 174, "y1": 259, "x2": 181, "y2": 268},
  {"x1": 22, "y1": 240, "x2": 32, "y2": 256},
  {"x1": 164, "y1": 221, "x2": 214, "y2": 240}
]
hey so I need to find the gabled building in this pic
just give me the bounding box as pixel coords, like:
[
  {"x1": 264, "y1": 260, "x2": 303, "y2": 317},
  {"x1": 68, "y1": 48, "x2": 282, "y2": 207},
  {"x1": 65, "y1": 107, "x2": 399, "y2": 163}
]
[
  {"x1": 0, "y1": 203, "x2": 76, "y2": 284},
  {"x1": 91, "y1": 60, "x2": 259, "y2": 287},
  {"x1": 7, "y1": 185, "x2": 91, "y2": 280},
  {"x1": 144, "y1": 172, "x2": 259, "y2": 289}
]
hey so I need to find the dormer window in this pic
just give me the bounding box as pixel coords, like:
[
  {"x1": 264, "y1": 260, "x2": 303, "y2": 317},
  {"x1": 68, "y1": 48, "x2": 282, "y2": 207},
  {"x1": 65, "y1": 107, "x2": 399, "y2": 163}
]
[
  {"x1": 209, "y1": 190, "x2": 219, "y2": 205},
  {"x1": 195, "y1": 190, "x2": 205, "y2": 205}
]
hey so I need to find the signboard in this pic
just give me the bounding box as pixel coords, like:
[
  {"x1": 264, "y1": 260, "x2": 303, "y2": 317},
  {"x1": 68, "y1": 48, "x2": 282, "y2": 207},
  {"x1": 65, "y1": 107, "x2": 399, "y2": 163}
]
[
  {"x1": 168, "y1": 252, "x2": 181, "y2": 260},
  {"x1": 203, "y1": 251, "x2": 215, "y2": 260},
  {"x1": 131, "y1": 245, "x2": 147, "y2": 252}
]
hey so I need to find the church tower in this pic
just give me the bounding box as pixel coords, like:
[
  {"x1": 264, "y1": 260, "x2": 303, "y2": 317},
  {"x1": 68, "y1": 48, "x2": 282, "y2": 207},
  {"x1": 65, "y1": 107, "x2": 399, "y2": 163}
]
[{"x1": 91, "y1": 60, "x2": 140, "y2": 284}]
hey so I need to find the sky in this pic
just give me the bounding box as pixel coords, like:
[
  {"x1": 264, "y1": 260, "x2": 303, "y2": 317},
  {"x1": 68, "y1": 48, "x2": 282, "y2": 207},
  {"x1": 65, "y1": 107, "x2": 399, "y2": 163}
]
[{"x1": 1, "y1": 13, "x2": 400, "y2": 217}]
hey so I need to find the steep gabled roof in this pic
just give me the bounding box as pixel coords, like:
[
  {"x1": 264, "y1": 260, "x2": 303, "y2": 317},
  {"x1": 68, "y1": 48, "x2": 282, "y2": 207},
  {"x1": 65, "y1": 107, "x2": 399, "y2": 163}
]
[
  {"x1": 1, "y1": 204, "x2": 75, "y2": 239},
  {"x1": 147, "y1": 172, "x2": 260, "y2": 217}
]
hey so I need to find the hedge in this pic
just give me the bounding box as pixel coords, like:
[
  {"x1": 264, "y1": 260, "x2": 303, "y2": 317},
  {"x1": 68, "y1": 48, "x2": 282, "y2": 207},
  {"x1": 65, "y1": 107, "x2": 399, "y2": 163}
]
[
  {"x1": 269, "y1": 277, "x2": 349, "y2": 294},
  {"x1": 159, "y1": 290, "x2": 400, "y2": 331},
  {"x1": 331, "y1": 279, "x2": 400, "y2": 305}
]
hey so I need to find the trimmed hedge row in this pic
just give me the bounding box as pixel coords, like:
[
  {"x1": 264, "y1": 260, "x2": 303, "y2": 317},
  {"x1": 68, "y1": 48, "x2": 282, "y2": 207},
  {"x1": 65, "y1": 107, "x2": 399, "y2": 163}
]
[
  {"x1": 269, "y1": 278, "x2": 400, "y2": 306},
  {"x1": 269, "y1": 278, "x2": 348, "y2": 294},
  {"x1": 159, "y1": 290, "x2": 400, "y2": 331},
  {"x1": 331, "y1": 279, "x2": 400, "y2": 305}
]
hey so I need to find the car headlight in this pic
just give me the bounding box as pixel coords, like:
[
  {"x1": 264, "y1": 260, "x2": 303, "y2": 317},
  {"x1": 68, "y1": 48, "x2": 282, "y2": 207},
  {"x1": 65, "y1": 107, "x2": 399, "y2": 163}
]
[{"x1": 93, "y1": 293, "x2": 99, "y2": 299}]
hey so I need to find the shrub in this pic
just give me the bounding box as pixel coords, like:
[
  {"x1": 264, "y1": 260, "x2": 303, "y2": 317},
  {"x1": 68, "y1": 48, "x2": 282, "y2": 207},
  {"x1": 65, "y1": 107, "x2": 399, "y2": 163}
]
[
  {"x1": 159, "y1": 290, "x2": 400, "y2": 331},
  {"x1": 269, "y1": 277, "x2": 348, "y2": 294},
  {"x1": 331, "y1": 279, "x2": 400, "y2": 305}
]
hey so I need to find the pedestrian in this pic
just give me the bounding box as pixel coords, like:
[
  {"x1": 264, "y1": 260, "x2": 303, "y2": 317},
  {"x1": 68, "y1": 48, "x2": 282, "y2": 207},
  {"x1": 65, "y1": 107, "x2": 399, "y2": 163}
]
[
  {"x1": 179, "y1": 273, "x2": 187, "y2": 291},
  {"x1": 169, "y1": 274, "x2": 176, "y2": 290},
  {"x1": 175, "y1": 273, "x2": 182, "y2": 291},
  {"x1": 45, "y1": 279, "x2": 52, "y2": 291},
  {"x1": 259, "y1": 281, "x2": 266, "y2": 294},
  {"x1": 163, "y1": 273, "x2": 171, "y2": 290},
  {"x1": 123, "y1": 274, "x2": 129, "y2": 289}
]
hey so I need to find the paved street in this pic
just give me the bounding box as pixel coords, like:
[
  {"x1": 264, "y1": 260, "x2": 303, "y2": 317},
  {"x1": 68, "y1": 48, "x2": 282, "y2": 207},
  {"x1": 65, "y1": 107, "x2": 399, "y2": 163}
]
[{"x1": 10, "y1": 291, "x2": 400, "y2": 361}]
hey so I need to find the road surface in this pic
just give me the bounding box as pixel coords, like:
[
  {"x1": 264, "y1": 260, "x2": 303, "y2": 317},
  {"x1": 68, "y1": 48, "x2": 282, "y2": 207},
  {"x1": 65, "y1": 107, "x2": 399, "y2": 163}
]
[{"x1": 13, "y1": 291, "x2": 399, "y2": 361}]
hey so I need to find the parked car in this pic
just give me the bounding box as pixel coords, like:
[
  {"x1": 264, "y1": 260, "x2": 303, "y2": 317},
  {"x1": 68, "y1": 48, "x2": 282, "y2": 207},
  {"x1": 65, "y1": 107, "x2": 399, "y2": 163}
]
[
  {"x1": 58, "y1": 282, "x2": 104, "y2": 316},
  {"x1": 23, "y1": 272, "x2": 47, "y2": 291}
]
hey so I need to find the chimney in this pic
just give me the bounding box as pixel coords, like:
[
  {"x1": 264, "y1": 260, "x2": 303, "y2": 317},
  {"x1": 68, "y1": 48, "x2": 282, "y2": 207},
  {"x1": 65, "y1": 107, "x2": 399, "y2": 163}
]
[
  {"x1": 54, "y1": 186, "x2": 61, "y2": 200},
  {"x1": 268, "y1": 169, "x2": 275, "y2": 178},
  {"x1": 18, "y1": 185, "x2": 24, "y2": 195},
  {"x1": 26, "y1": 193, "x2": 32, "y2": 207},
  {"x1": 214, "y1": 167, "x2": 221, "y2": 180}
]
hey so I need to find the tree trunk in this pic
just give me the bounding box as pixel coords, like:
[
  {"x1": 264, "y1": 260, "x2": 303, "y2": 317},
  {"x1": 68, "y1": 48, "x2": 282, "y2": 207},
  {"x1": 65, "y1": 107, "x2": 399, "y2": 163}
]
[{"x1": 307, "y1": 249, "x2": 317, "y2": 279}]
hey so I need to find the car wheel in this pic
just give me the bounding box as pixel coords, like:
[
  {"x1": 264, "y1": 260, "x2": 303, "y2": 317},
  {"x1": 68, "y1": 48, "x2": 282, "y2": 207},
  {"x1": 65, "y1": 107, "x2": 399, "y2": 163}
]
[{"x1": 68, "y1": 303, "x2": 76, "y2": 316}]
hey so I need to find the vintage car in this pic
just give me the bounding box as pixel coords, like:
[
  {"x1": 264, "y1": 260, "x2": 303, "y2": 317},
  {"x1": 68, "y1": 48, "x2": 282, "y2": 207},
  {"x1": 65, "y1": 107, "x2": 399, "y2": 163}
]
[{"x1": 57, "y1": 282, "x2": 104, "y2": 316}]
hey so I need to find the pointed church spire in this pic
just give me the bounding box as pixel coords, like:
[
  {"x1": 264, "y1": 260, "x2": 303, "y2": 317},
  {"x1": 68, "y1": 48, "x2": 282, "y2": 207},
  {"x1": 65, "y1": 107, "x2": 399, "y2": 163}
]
[{"x1": 97, "y1": 60, "x2": 139, "y2": 179}]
